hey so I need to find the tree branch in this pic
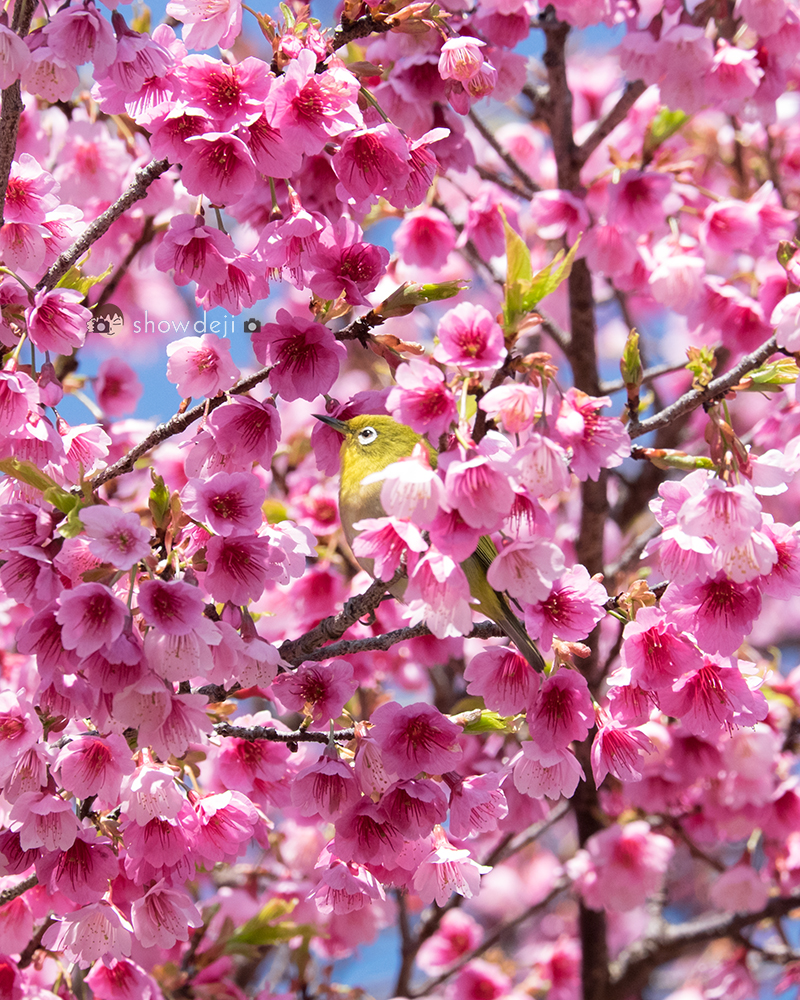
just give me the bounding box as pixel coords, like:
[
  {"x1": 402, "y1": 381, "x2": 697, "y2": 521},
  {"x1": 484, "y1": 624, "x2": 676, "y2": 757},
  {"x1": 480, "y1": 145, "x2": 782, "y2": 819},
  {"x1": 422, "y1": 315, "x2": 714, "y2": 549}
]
[
  {"x1": 214, "y1": 721, "x2": 355, "y2": 744},
  {"x1": 36, "y1": 158, "x2": 171, "y2": 292},
  {"x1": 408, "y1": 879, "x2": 571, "y2": 998},
  {"x1": 281, "y1": 619, "x2": 510, "y2": 665},
  {"x1": 0, "y1": 873, "x2": 38, "y2": 906},
  {"x1": 89, "y1": 364, "x2": 274, "y2": 490},
  {"x1": 468, "y1": 109, "x2": 541, "y2": 195},
  {"x1": 608, "y1": 891, "x2": 800, "y2": 1000},
  {"x1": 330, "y1": 11, "x2": 394, "y2": 51},
  {"x1": 0, "y1": 0, "x2": 38, "y2": 228},
  {"x1": 575, "y1": 80, "x2": 647, "y2": 169},
  {"x1": 277, "y1": 569, "x2": 405, "y2": 663},
  {"x1": 629, "y1": 335, "x2": 778, "y2": 440}
]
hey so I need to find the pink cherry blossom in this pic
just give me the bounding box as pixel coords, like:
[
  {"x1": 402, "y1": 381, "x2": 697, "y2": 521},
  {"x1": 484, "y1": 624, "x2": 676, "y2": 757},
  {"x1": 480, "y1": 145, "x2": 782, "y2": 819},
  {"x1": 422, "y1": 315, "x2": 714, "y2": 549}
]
[
  {"x1": 447, "y1": 771, "x2": 508, "y2": 839},
  {"x1": 513, "y1": 433, "x2": 572, "y2": 498},
  {"x1": 26, "y1": 288, "x2": 90, "y2": 354},
  {"x1": 308, "y1": 220, "x2": 390, "y2": 306},
  {"x1": 529, "y1": 188, "x2": 589, "y2": 244},
  {"x1": 204, "y1": 533, "x2": 275, "y2": 605},
  {"x1": 433, "y1": 302, "x2": 507, "y2": 371},
  {"x1": 417, "y1": 909, "x2": 483, "y2": 974},
  {"x1": 464, "y1": 646, "x2": 541, "y2": 715},
  {"x1": 619, "y1": 607, "x2": 704, "y2": 691},
  {"x1": 438, "y1": 37, "x2": 487, "y2": 82},
  {"x1": 191, "y1": 790, "x2": 258, "y2": 865},
  {"x1": 182, "y1": 471, "x2": 265, "y2": 536},
  {"x1": 527, "y1": 668, "x2": 593, "y2": 753},
  {"x1": 271, "y1": 659, "x2": 356, "y2": 728},
  {"x1": 79, "y1": 505, "x2": 150, "y2": 570},
  {"x1": 393, "y1": 207, "x2": 456, "y2": 268},
  {"x1": 591, "y1": 719, "x2": 654, "y2": 785},
  {"x1": 512, "y1": 741, "x2": 584, "y2": 800},
  {"x1": 568, "y1": 821, "x2": 674, "y2": 912},
  {"x1": 412, "y1": 827, "x2": 491, "y2": 906},
  {"x1": 41, "y1": 901, "x2": 133, "y2": 967},
  {"x1": 448, "y1": 959, "x2": 512, "y2": 1000},
  {"x1": 441, "y1": 448, "x2": 515, "y2": 532},
  {"x1": 137, "y1": 577, "x2": 206, "y2": 636},
  {"x1": 363, "y1": 443, "x2": 447, "y2": 527},
  {"x1": 658, "y1": 657, "x2": 768, "y2": 737},
  {"x1": 56, "y1": 582, "x2": 127, "y2": 657},
  {"x1": 131, "y1": 880, "x2": 203, "y2": 949},
  {"x1": 253, "y1": 310, "x2": 346, "y2": 402},
  {"x1": 404, "y1": 548, "x2": 474, "y2": 638},
  {"x1": 0, "y1": 691, "x2": 42, "y2": 784},
  {"x1": 370, "y1": 701, "x2": 464, "y2": 779},
  {"x1": 10, "y1": 790, "x2": 80, "y2": 851},
  {"x1": 333, "y1": 123, "x2": 411, "y2": 204},
  {"x1": 351, "y1": 516, "x2": 428, "y2": 581},
  {"x1": 291, "y1": 748, "x2": 361, "y2": 821},
  {"x1": 35, "y1": 826, "x2": 120, "y2": 904},
  {"x1": 661, "y1": 574, "x2": 762, "y2": 657},
  {"x1": 53, "y1": 731, "x2": 134, "y2": 805},
  {"x1": 310, "y1": 854, "x2": 386, "y2": 914},
  {"x1": 378, "y1": 778, "x2": 449, "y2": 838},
  {"x1": 334, "y1": 800, "x2": 404, "y2": 866},
  {"x1": 94, "y1": 358, "x2": 143, "y2": 417},
  {"x1": 479, "y1": 382, "x2": 541, "y2": 434},
  {"x1": 167, "y1": 0, "x2": 242, "y2": 49},
  {"x1": 166, "y1": 333, "x2": 240, "y2": 399},
  {"x1": 554, "y1": 388, "x2": 630, "y2": 481},
  {"x1": 486, "y1": 536, "x2": 565, "y2": 604},
  {"x1": 84, "y1": 960, "x2": 161, "y2": 1000},
  {"x1": 524, "y1": 564, "x2": 607, "y2": 650},
  {"x1": 387, "y1": 358, "x2": 458, "y2": 440},
  {"x1": 771, "y1": 292, "x2": 800, "y2": 353},
  {"x1": 0, "y1": 23, "x2": 31, "y2": 88}
]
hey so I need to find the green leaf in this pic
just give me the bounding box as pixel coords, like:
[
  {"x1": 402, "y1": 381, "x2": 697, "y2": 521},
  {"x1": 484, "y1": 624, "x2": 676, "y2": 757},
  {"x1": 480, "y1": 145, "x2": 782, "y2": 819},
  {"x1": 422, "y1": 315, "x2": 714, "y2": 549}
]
[
  {"x1": 149, "y1": 471, "x2": 171, "y2": 532},
  {"x1": 458, "y1": 709, "x2": 520, "y2": 735},
  {"x1": 643, "y1": 107, "x2": 689, "y2": 164},
  {"x1": 522, "y1": 237, "x2": 581, "y2": 313},
  {"x1": 228, "y1": 899, "x2": 313, "y2": 949},
  {"x1": 745, "y1": 357, "x2": 799, "y2": 388},
  {"x1": 57, "y1": 263, "x2": 113, "y2": 297},
  {"x1": 501, "y1": 207, "x2": 581, "y2": 332},
  {"x1": 58, "y1": 504, "x2": 87, "y2": 539},
  {"x1": 0, "y1": 457, "x2": 61, "y2": 494},
  {"x1": 620, "y1": 329, "x2": 642, "y2": 388}
]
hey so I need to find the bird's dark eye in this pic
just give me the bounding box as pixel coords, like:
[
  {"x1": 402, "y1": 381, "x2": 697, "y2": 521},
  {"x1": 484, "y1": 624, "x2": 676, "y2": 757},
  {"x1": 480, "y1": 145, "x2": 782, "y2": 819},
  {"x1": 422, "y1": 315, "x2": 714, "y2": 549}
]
[{"x1": 357, "y1": 426, "x2": 378, "y2": 445}]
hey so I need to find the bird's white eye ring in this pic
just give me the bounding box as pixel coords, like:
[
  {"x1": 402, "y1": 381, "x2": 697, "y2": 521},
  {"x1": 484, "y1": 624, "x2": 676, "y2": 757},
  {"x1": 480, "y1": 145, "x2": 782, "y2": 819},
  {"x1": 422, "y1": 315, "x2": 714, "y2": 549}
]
[{"x1": 357, "y1": 426, "x2": 378, "y2": 445}]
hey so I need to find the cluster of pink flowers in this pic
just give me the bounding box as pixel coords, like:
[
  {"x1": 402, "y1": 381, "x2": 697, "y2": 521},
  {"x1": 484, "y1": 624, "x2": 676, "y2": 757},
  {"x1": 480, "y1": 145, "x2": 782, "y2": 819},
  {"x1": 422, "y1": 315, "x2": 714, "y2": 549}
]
[{"x1": 4, "y1": 0, "x2": 800, "y2": 996}]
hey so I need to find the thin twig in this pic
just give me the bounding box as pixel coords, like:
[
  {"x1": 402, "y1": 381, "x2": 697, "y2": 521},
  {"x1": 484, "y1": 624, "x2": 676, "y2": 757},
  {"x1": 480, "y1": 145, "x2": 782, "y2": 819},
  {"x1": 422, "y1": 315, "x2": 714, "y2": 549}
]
[
  {"x1": 0, "y1": 873, "x2": 38, "y2": 906},
  {"x1": 629, "y1": 335, "x2": 778, "y2": 440},
  {"x1": 608, "y1": 890, "x2": 800, "y2": 1000},
  {"x1": 281, "y1": 619, "x2": 509, "y2": 665},
  {"x1": 215, "y1": 721, "x2": 355, "y2": 744},
  {"x1": 575, "y1": 80, "x2": 647, "y2": 170},
  {"x1": 277, "y1": 568, "x2": 405, "y2": 663},
  {"x1": 408, "y1": 879, "x2": 571, "y2": 998},
  {"x1": 468, "y1": 109, "x2": 541, "y2": 195},
  {"x1": 89, "y1": 364, "x2": 274, "y2": 489},
  {"x1": 37, "y1": 158, "x2": 171, "y2": 292}
]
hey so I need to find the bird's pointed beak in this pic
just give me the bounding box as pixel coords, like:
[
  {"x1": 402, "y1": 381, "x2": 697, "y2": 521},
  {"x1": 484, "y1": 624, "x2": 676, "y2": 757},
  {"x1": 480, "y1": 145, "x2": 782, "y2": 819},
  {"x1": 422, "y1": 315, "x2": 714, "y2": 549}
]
[{"x1": 313, "y1": 413, "x2": 348, "y2": 435}]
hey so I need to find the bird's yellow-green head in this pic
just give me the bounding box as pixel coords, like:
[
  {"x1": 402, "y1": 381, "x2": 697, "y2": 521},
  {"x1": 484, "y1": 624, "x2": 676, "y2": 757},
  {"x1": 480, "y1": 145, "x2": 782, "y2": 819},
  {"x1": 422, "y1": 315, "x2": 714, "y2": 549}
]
[
  {"x1": 315, "y1": 414, "x2": 436, "y2": 486},
  {"x1": 314, "y1": 414, "x2": 436, "y2": 546}
]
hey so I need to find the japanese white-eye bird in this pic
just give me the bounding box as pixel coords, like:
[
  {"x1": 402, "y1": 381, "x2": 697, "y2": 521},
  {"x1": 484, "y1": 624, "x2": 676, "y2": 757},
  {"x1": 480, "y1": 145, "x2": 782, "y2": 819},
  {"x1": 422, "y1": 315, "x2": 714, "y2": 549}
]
[{"x1": 315, "y1": 413, "x2": 546, "y2": 672}]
